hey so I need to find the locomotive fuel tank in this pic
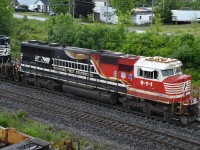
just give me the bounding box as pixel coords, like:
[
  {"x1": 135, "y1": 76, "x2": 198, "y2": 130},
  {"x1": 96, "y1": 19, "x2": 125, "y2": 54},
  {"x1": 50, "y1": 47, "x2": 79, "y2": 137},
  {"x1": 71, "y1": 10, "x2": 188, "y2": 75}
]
[{"x1": 62, "y1": 83, "x2": 119, "y2": 104}]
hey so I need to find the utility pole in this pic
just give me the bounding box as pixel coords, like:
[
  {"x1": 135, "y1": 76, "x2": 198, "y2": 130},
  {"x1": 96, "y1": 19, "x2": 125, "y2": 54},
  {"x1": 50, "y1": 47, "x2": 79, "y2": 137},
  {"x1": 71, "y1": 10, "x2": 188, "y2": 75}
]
[
  {"x1": 151, "y1": 0, "x2": 153, "y2": 28},
  {"x1": 163, "y1": 0, "x2": 165, "y2": 10},
  {"x1": 69, "y1": 0, "x2": 71, "y2": 14},
  {"x1": 72, "y1": 0, "x2": 75, "y2": 18},
  {"x1": 106, "y1": 0, "x2": 109, "y2": 23}
]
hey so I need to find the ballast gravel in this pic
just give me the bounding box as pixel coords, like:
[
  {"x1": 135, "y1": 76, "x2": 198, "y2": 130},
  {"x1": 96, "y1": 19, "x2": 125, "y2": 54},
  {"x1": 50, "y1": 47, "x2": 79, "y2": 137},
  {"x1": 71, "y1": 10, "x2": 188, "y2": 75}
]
[{"x1": 0, "y1": 81, "x2": 199, "y2": 150}]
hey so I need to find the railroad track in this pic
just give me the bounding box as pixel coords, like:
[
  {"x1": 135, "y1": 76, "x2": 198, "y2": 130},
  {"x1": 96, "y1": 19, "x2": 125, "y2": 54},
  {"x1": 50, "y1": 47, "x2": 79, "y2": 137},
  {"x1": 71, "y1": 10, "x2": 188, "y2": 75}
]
[
  {"x1": 0, "y1": 87, "x2": 200, "y2": 150},
  {"x1": 1, "y1": 79, "x2": 200, "y2": 132}
]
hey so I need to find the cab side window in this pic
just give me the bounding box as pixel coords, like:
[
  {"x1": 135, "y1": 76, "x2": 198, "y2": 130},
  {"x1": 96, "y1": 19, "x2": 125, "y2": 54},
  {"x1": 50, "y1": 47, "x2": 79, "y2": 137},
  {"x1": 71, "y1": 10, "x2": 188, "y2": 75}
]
[{"x1": 137, "y1": 68, "x2": 158, "y2": 79}]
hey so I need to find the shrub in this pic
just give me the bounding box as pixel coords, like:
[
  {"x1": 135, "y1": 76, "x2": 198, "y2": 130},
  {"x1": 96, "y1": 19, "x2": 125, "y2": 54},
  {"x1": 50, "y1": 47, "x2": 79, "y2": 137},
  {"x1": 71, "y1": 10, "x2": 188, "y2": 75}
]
[{"x1": 0, "y1": 117, "x2": 8, "y2": 127}]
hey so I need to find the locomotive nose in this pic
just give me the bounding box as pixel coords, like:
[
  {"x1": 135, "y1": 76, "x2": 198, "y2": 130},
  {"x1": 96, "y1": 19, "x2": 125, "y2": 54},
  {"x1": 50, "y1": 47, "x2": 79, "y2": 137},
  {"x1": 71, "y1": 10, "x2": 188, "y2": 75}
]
[{"x1": 163, "y1": 74, "x2": 191, "y2": 84}]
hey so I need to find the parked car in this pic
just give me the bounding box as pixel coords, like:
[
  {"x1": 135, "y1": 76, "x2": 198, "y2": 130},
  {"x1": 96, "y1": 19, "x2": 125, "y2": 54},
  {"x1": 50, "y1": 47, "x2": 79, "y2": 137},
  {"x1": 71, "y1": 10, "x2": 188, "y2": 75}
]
[{"x1": 48, "y1": 11, "x2": 56, "y2": 16}]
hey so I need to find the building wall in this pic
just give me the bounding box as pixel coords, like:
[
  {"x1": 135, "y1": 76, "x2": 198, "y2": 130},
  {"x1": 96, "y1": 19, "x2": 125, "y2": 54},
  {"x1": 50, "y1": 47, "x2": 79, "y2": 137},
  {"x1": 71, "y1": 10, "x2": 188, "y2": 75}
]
[
  {"x1": 93, "y1": 0, "x2": 107, "y2": 13},
  {"x1": 132, "y1": 13, "x2": 153, "y2": 25},
  {"x1": 35, "y1": 0, "x2": 49, "y2": 12},
  {"x1": 100, "y1": 6, "x2": 118, "y2": 24},
  {"x1": 93, "y1": 1, "x2": 153, "y2": 25}
]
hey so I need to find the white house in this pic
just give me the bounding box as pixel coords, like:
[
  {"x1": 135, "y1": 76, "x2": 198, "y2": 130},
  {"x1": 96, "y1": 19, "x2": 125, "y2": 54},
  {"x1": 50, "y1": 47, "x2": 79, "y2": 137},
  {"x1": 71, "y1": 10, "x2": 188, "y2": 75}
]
[
  {"x1": 12, "y1": 0, "x2": 20, "y2": 8},
  {"x1": 93, "y1": 0, "x2": 153, "y2": 25},
  {"x1": 29, "y1": 5, "x2": 37, "y2": 11},
  {"x1": 99, "y1": 6, "x2": 118, "y2": 23},
  {"x1": 93, "y1": 0, "x2": 117, "y2": 23},
  {"x1": 132, "y1": 8, "x2": 153, "y2": 25},
  {"x1": 34, "y1": 0, "x2": 49, "y2": 13},
  {"x1": 93, "y1": 0, "x2": 107, "y2": 21}
]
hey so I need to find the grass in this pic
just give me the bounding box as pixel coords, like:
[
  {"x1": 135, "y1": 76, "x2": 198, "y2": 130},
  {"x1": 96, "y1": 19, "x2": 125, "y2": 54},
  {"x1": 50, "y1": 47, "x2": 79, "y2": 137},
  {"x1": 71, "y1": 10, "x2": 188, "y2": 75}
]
[
  {"x1": 14, "y1": 12, "x2": 200, "y2": 35},
  {"x1": 130, "y1": 23, "x2": 200, "y2": 35},
  {"x1": 0, "y1": 110, "x2": 108, "y2": 150},
  {"x1": 160, "y1": 24, "x2": 200, "y2": 35}
]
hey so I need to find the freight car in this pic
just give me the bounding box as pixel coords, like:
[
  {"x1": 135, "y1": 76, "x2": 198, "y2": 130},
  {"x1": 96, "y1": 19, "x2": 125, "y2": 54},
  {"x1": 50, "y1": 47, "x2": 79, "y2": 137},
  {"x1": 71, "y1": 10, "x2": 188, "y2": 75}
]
[{"x1": 17, "y1": 40, "x2": 200, "y2": 124}]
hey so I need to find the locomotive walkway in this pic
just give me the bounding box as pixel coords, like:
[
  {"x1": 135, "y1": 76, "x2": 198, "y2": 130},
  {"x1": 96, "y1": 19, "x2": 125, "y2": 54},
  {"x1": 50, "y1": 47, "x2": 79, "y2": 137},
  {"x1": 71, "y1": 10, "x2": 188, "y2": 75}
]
[{"x1": 0, "y1": 86, "x2": 200, "y2": 150}]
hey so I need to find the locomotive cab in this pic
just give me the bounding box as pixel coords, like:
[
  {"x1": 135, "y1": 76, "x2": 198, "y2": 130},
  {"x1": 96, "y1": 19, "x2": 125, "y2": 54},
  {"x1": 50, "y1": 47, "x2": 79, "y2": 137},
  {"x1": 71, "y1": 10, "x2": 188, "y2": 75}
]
[{"x1": 126, "y1": 56, "x2": 198, "y2": 123}]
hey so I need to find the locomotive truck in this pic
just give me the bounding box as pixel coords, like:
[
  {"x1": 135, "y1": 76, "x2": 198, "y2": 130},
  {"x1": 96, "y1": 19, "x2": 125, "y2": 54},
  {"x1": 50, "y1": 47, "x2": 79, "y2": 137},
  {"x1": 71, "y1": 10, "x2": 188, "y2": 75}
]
[{"x1": 0, "y1": 38, "x2": 200, "y2": 124}]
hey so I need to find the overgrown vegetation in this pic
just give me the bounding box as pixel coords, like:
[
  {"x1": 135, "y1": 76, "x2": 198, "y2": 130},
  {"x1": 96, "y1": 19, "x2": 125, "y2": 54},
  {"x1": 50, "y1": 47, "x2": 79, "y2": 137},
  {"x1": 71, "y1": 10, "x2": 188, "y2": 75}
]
[
  {"x1": 11, "y1": 17, "x2": 48, "y2": 57},
  {"x1": 9, "y1": 13, "x2": 200, "y2": 87},
  {"x1": 0, "y1": 110, "x2": 107, "y2": 149},
  {"x1": 0, "y1": 0, "x2": 14, "y2": 35},
  {"x1": 47, "y1": 14, "x2": 200, "y2": 87}
]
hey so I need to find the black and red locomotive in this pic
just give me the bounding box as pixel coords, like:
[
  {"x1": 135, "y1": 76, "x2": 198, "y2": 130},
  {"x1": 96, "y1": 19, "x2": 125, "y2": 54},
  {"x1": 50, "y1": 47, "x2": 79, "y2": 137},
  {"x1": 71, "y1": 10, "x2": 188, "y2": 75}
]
[{"x1": 1, "y1": 39, "x2": 200, "y2": 124}]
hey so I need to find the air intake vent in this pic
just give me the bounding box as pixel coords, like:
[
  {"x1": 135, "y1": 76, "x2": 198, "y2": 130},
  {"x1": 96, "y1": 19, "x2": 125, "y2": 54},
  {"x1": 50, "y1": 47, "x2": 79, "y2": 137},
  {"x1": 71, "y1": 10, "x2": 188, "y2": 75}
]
[
  {"x1": 49, "y1": 43, "x2": 60, "y2": 47},
  {"x1": 28, "y1": 40, "x2": 39, "y2": 44}
]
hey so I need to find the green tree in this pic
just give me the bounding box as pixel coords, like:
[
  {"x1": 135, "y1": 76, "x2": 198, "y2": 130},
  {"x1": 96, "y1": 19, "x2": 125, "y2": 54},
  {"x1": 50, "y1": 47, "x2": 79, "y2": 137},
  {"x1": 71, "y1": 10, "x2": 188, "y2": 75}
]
[
  {"x1": 110, "y1": 0, "x2": 135, "y2": 15},
  {"x1": 156, "y1": 0, "x2": 180, "y2": 23},
  {"x1": 191, "y1": 17, "x2": 199, "y2": 36},
  {"x1": 49, "y1": 0, "x2": 69, "y2": 14},
  {"x1": 110, "y1": 0, "x2": 135, "y2": 24},
  {"x1": 181, "y1": 1, "x2": 200, "y2": 10},
  {"x1": 0, "y1": 0, "x2": 14, "y2": 35},
  {"x1": 74, "y1": 0, "x2": 95, "y2": 18},
  {"x1": 20, "y1": 5, "x2": 29, "y2": 11},
  {"x1": 47, "y1": 13, "x2": 75, "y2": 45},
  {"x1": 136, "y1": 0, "x2": 152, "y2": 7},
  {"x1": 153, "y1": 13, "x2": 163, "y2": 34}
]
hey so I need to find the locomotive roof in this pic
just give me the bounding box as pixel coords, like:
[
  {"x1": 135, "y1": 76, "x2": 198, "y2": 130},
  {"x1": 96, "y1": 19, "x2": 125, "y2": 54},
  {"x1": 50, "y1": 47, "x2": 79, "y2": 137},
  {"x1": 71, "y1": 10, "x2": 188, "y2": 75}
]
[
  {"x1": 135, "y1": 56, "x2": 183, "y2": 70},
  {"x1": 22, "y1": 41, "x2": 139, "y2": 59},
  {"x1": 64, "y1": 46, "x2": 100, "y2": 54},
  {"x1": 22, "y1": 41, "x2": 103, "y2": 54},
  {"x1": 101, "y1": 51, "x2": 139, "y2": 59},
  {"x1": 22, "y1": 41, "x2": 65, "y2": 51}
]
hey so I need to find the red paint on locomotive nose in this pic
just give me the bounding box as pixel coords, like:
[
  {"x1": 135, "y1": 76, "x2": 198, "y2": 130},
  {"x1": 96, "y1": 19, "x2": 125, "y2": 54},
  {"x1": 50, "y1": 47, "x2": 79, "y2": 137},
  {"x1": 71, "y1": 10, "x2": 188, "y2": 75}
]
[{"x1": 163, "y1": 74, "x2": 191, "y2": 83}]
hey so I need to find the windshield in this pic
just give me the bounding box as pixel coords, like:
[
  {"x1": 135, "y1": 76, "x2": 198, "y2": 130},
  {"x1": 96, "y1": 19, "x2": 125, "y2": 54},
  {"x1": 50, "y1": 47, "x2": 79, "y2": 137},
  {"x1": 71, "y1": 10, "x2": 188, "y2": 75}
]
[
  {"x1": 162, "y1": 69, "x2": 174, "y2": 77},
  {"x1": 175, "y1": 67, "x2": 181, "y2": 74}
]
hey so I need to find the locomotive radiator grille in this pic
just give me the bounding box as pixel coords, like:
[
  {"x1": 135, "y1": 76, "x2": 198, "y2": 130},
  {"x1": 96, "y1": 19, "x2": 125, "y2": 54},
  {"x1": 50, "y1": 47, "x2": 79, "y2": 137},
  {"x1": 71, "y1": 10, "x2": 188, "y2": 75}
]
[{"x1": 164, "y1": 80, "x2": 191, "y2": 95}]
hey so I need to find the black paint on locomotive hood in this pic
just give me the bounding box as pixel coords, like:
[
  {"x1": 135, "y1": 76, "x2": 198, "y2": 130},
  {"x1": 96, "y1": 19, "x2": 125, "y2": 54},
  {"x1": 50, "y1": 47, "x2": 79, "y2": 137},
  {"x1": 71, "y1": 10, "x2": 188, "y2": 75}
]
[{"x1": 21, "y1": 42, "x2": 92, "y2": 66}]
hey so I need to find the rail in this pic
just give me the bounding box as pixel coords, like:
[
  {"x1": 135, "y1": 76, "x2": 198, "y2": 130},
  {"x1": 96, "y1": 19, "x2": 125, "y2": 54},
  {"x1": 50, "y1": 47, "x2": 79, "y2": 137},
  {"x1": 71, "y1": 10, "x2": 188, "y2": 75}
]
[{"x1": 0, "y1": 87, "x2": 199, "y2": 150}]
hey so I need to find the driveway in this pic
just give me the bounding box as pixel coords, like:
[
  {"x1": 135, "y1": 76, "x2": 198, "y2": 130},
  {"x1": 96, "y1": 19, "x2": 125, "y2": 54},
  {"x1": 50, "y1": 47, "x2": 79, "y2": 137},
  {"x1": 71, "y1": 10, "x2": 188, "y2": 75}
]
[{"x1": 14, "y1": 14, "x2": 46, "y2": 21}]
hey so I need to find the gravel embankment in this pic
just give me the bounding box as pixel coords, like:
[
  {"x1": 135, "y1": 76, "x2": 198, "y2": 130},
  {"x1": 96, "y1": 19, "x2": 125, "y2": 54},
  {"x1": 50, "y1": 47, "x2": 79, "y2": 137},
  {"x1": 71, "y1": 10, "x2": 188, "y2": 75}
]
[{"x1": 0, "y1": 81, "x2": 199, "y2": 150}]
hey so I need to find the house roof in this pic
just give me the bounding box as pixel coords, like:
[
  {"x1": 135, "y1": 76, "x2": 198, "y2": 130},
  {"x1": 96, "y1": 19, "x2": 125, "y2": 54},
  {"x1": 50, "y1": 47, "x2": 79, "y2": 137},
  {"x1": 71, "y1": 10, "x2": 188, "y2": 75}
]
[
  {"x1": 134, "y1": 7, "x2": 152, "y2": 12},
  {"x1": 13, "y1": 0, "x2": 19, "y2": 4},
  {"x1": 35, "y1": 0, "x2": 49, "y2": 5}
]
